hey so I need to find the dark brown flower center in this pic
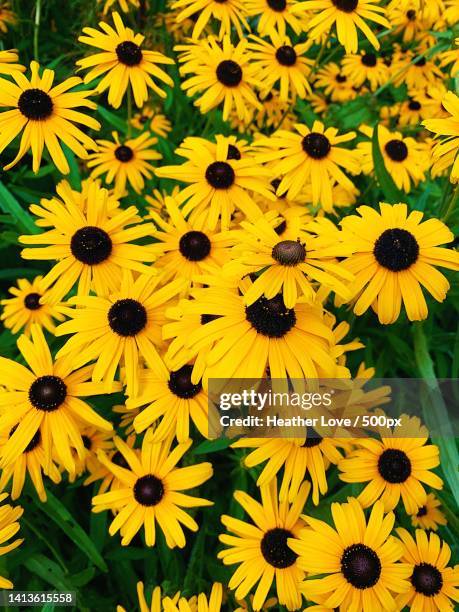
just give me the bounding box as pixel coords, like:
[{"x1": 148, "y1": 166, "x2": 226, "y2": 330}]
[
  {"x1": 416, "y1": 505, "x2": 428, "y2": 517},
  {"x1": 377, "y1": 448, "x2": 411, "y2": 483},
  {"x1": 216, "y1": 60, "x2": 242, "y2": 87},
  {"x1": 373, "y1": 228, "x2": 419, "y2": 271},
  {"x1": 302, "y1": 426, "x2": 322, "y2": 447},
  {"x1": 406, "y1": 9, "x2": 416, "y2": 20},
  {"x1": 108, "y1": 299, "x2": 147, "y2": 336},
  {"x1": 116, "y1": 41, "x2": 143, "y2": 66},
  {"x1": 226, "y1": 144, "x2": 241, "y2": 160},
  {"x1": 302, "y1": 132, "x2": 331, "y2": 159},
  {"x1": 361, "y1": 53, "x2": 377, "y2": 67},
  {"x1": 408, "y1": 99, "x2": 421, "y2": 111},
  {"x1": 411, "y1": 563, "x2": 443, "y2": 596},
  {"x1": 115, "y1": 145, "x2": 134, "y2": 162},
  {"x1": 275, "y1": 45, "x2": 297, "y2": 66},
  {"x1": 205, "y1": 161, "x2": 235, "y2": 189},
  {"x1": 18, "y1": 88, "x2": 53, "y2": 120},
  {"x1": 267, "y1": 0, "x2": 287, "y2": 10},
  {"x1": 24, "y1": 292, "x2": 42, "y2": 310},
  {"x1": 246, "y1": 294, "x2": 296, "y2": 338},
  {"x1": 70, "y1": 226, "x2": 113, "y2": 265},
  {"x1": 133, "y1": 474, "x2": 164, "y2": 506},
  {"x1": 29, "y1": 375, "x2": 67, "y2": 412},
  {"x1": 331, "y1": 0, "x2": 358, "y2": 12},
  {"x1": 385, "y1": 139, "x2": 408, "y2": 161},
  {"x1": 261, "y1": 528, "x2": 297, "y2": 568},
  {"x1": 272, "y1": 240, "x2": 306, "y2": 266},
  {"x1": 168, "y1": 365, "x2": 202, "y2": 399},
  {"x1": 179, "y1": 230, "x2": 211, "y2": 261},
  {"x1": 341, "y1": 544, "x2": 382, "y2": 588}
]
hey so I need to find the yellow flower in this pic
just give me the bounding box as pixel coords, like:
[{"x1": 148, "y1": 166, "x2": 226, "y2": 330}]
[
  {"x1": 423, "y1": 90, "x2": 459, "y2": 183},
  {"x1": 0, "y1": 50, "x2": 25, "y2": 76},
  {"x1": 0, "y1": 493, "x2": 23, "y2": 589}
]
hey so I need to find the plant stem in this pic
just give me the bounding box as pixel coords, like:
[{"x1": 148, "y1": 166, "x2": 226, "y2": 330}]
[
  {"x1": 441, "y1": 183, "x2": 459, "y2": 223},
  {"x1": 127, "y1": 87, "x2": 132, "y2": 138},
  {"x1": 33, "y1": 0, "x2": 42, "y2": 62},
  {"x1": 310, "y1": 30, "x2": 331, "y2": 77}
]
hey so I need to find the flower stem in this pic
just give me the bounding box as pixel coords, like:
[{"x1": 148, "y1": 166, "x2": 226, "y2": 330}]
[
  {"x1": 33, "y1": 0, "x2": 41, "y2": 62},
  {"x1": 127, "y1": 87, "x2": 132, "y2": 138},
  {"x1": 441, "y1": 183, "x2": 459, "y2": 223}
]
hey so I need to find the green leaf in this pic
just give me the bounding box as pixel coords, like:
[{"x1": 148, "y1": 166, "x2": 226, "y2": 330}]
[
  {"x1": 0, "y1": 180, "x2": 38, "y2": 234},
  {"x1": 371, "y1": 125, "x2": 405, "y2": 204},
  {"x1": 413, "y1": 322, "x2": 459, "y2": 507},
  {"x1": 35, "y1": 490, "x2": 108, "y2": 572},
  {"x1": 0, "y1": 267, "x2": 44, "y2": 280},
  {"x1": 61, "y1": 144, "x2": 81, "y2": 189},
  {"x1": 24, "y1": 554, "x2": 72, "y2": 591},
  {"x1": 97, "y1": 106, "x2": 127, "y2": 133},
  {"x1": 191, "y1": 438, "x2": 233, "y2": 455}
]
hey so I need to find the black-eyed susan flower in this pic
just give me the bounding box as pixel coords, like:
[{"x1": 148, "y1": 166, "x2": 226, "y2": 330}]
[
  {"x1": 0, "y1": 50, "x2": 24, "y2": 76},
  {"x1": 150, "y1": 196, "x2": 235, "y2": 286},
  {"x1": 92, "y1": 430, "x2": 213, "y2": 547},
  {"x1": 1, "y1": 276, "x2": 65, "y2": 336},
  {"x1": 341, "y1": 51, "x2": 389, "y2": 91},
  {"x1": 219, "y1": 480, "x2": 309, "y2": 611},
  {"x1": 87, "y1": 131, "x2": 161, "y2": 194},
  {"x1": 170, "y1": 0, "x2": 248, "y2": 39},
  {"x1": 314, "y1": 62, "x2": 357, "y2": 102},
  {"x1": 126, "y1": 362, "x2": 218, "y2": 442},
  {"x1": 131, "y1": 106, "x2": 172, "y2": 138},
  {"x1": 438, "y1": 38, "x2": 459, "y2": 78},
  {"x1": 19, "y1": 180, "x2": 156, "y2": 302},
  {"x1": 165, "y1": 275, "x2": 349, "y2": 384},
  {"x1": 339, "y1": 203, "x2": 459, "y2": 323},
  {"x1": 253, "y1": 121, "x2": 361, "y2": 210},
  {"x1": 175, "y1": 36, "x2": 262, "y2": 123},
  {"x1": 55, "y1": 271, "x2": 186, "y2": 396},
  {"x1": 0, "y1": 493, "x2": 23, "y2": 589},
  {"x1": 76, "y1": 12, "x2": 174, "y2": 108},
  {"x1": 69, "y1": 426, "x2": 115, "y2": 485},
  {"x1": 417, "y1": 84, "x2": 450, "y2": 120},
  {"x1": 387, "y1": 3, "x2": 434, "y2": 43},
  {"x1": 156, "y1": 136, "x2": 273, "y2": 230},
  {"x1": 396, "y1": 528, "x2": 459, "y2": 610},
  {"x1": 288, "y1": 498, "x2": 412, "y2": 610},
  {"x1": 391, "y1": 49, "x2": 444, "y2": 89},
  {"x1": 296, "y1": 0, "x2": 389, "y2": 53},
  {"x1": 99, "y1": 0, "x2": 139, "y2": 15},
  {"x1": 0, "y1": 61, "x2": 99, "y2": 174},
  {"x1": 0, "y1": 427, "x2": 61, "y2": 502},
  {"x1": 224, "y1": 216, "x2": 354, "y2": 307},
  {"x1": 232, "y1": 434, "x2": 345, "y2": 506},
  {"x1": 397, "y1": 92, "x2": 426, "y2": 127},
  {"x1": 358, "y1": 125, "x2": 428, "y2": 193},
  {"x1": 339, "y1": 415, "x2": 443, "y2": 514},
  {"x1": 0, "y1": 2, "x2": 16, "y2": 33},
  {"x1": 423, "y1": 90, "x2": 459, "y2": 183},
  {"x1": 247, "y1": 33, "x2": 312, "y2": 101},
  {"x1": 246, "y1": 0, "x2": 308, "y2": 36},
  {"x1": 410, "y1": 493, "x2": 447, "y2": 531},
  {"x1": 0, "y1": 325, "x2": 117, "y2": 473}
]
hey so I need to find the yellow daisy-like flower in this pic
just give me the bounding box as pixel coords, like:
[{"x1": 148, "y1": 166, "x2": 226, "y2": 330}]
[
  {"x1": 410, "y1": 493, "x2": 447, "y2": 531},
  {"x1": 387, "y1": 3, "x2": 434, "y2": 43},
  {"x1": 55, "y1": 271, "x2": 186, "y2": 396},
  {"x1": 156, "y1": 136, "x2": 273, "y2": 230},
  {"x1": 314, "y1": 62, "x2": 358, "y2": 103},
  {"x1": 339, "y1": 415, "x2": 443, "y2": 514},
  {"x1": 247, "y1": 33, "x2": 312, "y2": 101},
  {"x1": 92, "y1": 430, "x2": 213, "y2": 547},
  {"x1": 131, "y1": 106, "x2": 172, "y2": 138},
  {"x1": 19, "y1": 179, "x2": 156, "y2": 302},
  {"x1": 70, "y1": 426, "x2": 116, "y2": 485},
  {"x1": 0, "y1": 325, "x2": 117, "y2": 473},
  {"x1": 117, "y1": 581, "x2": 223, "y2": 612},
  {"x1": 1, "y1": 276, "x2": 65, "y2": 336},
  {"x1": 219, "y1": 480, "x2": 309, "y2": 611},
  {"x1": 170, "y1": 0, "x2": 248, "y2": 39},
  {"x1": 296, "y1": 0, "x2": 389, "y2": 53},
  {"x1": 438, "y1": 41, "x2": 459, "y2": 79},
  {"x1": 391, "y1": 49, "x2": 444, "y2": 90},
  {"x1": 289, "y1": 498, "x2": 412, "y2": 611},
  {"x1": 0, "y1": 2, "x2": 16, "y2": 33},
  {"x1": 76, "y1": 12, "x2": 174, "y2": 108},
  {"x1": 175, "y1": 36, "x2": 262, "y2": 123},
  {"x1": 0, "y1": 61, "x2": 99, "y2": 174},
  {"x1": 126, "y1": 362, "x2": 217, "y2": 443},
  {"x1": 148, "y1": 195, "x2": 235, "y2": 284},
  {"x1": 246, "y1": 0, "x2": 308, "y2": 36},
  {"x1": 224, "y1": 216, "x2": 354, "y2": 307},
  {"x1": 396, "y1": 528, "x2": 459, "y2": 611},
  {"x1": 0, "y1": 50, "x2": 25, "y2": 76},
  {"x1": 0, "y1": 427, "x2": 61, "y2": 502},
  {"x1": 341, "y1": 51, "x2": 389, "y2": 91},
  {"x1": 423, "y1": 90, "x2": 459, "y2": 184},
  {"x1": 0, "y1": 493, "x2": 23, "y2": 589},
  {"x1": 339, "y1": 203, "x2": 459, "y2": 323},
  {"x1": 253, "y1": 121, "x2": 361, "y2": 209},
  {"x1": 164, "y1": 275, "x2": 349, "y2": 384},
  {"x1": 87, "y1": 131, "x2": 161, "y2": 194},
  {"x1": 358, "y1": 124, "x2": 428, "y2": 193},
  {"x1": 98, "y1": 0, "x2": 140, "y2": 15}
]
